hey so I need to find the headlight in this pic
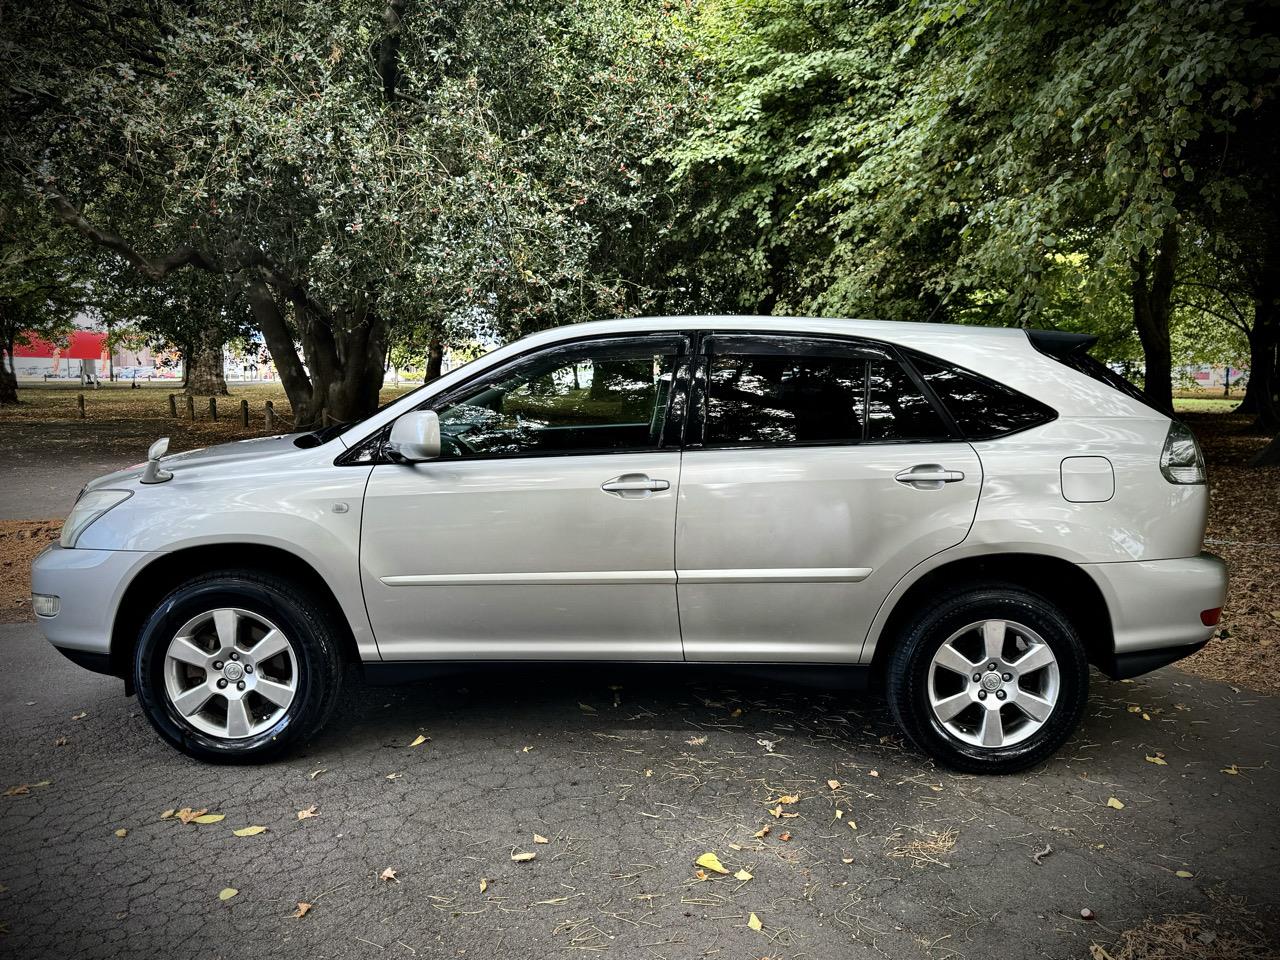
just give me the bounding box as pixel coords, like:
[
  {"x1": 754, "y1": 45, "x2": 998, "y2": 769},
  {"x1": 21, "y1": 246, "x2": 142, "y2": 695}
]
[{"x1": 60, "y1": 489, "x2": 133, "y2": 548}]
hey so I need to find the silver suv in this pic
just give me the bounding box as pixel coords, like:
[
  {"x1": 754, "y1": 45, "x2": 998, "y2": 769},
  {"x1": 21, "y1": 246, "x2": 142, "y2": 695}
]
[{"x1": 31, "y1": 317, "x2": 1226, "y2": 772}]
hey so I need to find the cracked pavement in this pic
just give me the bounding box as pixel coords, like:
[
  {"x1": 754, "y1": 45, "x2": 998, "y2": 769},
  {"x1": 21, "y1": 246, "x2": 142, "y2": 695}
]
[{"x1": 1, "y1": 622, "x2": 1278, "y2": 959}]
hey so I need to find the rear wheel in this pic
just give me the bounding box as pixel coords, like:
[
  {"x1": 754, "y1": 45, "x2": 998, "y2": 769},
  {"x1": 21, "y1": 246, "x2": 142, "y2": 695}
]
[
  {"x1": 885, "y1": 585, "x2": 1088, "y2": 774},
  {"x1": 134, "y1": 571, "x2": 343, "y2": 762}
]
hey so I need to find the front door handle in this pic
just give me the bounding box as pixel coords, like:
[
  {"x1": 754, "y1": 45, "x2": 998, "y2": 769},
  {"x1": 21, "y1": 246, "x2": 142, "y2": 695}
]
[
  {"x1": 895, "y1": 464, "x2": 966, "y2": 489},
  {"x1": 602, "y1": 474, "x2": 670, "y2": 498}
]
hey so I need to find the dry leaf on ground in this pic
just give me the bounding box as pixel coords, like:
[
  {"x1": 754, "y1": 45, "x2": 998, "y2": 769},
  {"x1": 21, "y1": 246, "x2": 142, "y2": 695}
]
[
  {"x1": 511, "y1": 851, "x2": 536, "y2": 863},
  {"x1": 1106, "y1": 797, "x2": 1126, "y2": 810},
  {"x1": 747, "y1": 912, "x2": 763, "y2": 931},
  {"x1": 175, "y1": 807, "x2": 208, "y2": 824},
  {"x1": 218, "y1": 888, "x2": 238, "y2": 901},
  {"x1": 533, "y1": 833, "x2": 549, "y2": 844},
  {"x1": 297, "y1": 805, "x2": 319, "y2": 820},
  {"x1": 293, "y1": 902, "x2": 311, "y2": 918},
  {"x1": 233, "y1": 825, "x2": 267, "y2": 837},
  {"x1": 695, "y1": 852, "x2": 729, "y2": 875},
  {"x1": 409, "y1": 735, "x2": 427, "y2": 747},
  {"x1": 380, "y1": 867, "x2": 398, "y2": 882},
  {"x1": 114, "y1": 828, "x2": 127, "y2": 838}
]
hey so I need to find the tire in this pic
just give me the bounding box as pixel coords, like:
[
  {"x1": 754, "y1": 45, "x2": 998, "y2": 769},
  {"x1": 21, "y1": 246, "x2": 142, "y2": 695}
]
[
  {"x1": 133, "y1": 570, "x2": 344, "y2": 762},
  {"x1": 885, "y1": 584, "x2": 1088, "y2": 774}
]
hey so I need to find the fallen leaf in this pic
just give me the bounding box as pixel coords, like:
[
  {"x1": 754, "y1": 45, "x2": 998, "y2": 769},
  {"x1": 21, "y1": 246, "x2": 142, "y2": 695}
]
[
  {"x1": 30, "y1": 780, "x2": 50, "y2": 788},
  {"x1": 1145, "y1": 754, "x2": 1168, "y2": 766},
  {"x1": 3, "y1": 785, "x2": 30, "y2": 797},
  {"x1": 511, "y1": 851, "x2": 536, "y2": 863},
  {"x1": 175, "y1": 807, "x2": 208, "y2": 824},
  {"x1": 1105, "y1": 797, "x2": 1125, "y2": 810},
  {"x1": 308, "y1": 769, "x2": 326, "y2": 780},
  {"x1": 54, "y1": 737, "x2": 68, "y2": 747},
  {"x1": 293, "y1": 902, "x2": 312, "y2": 918},
  {"x1": 479, "y1": 878, "x2": 488, "y2": 893},
  {"x1": 779, "y1": 831, "x2": 792, "y2": 842},
  {"x1": 218, "y1": 888, "x2": 238, "y2": 901},
  {"x1": 193, "y1": 813, "x2": 225, "y2": 824},
  {"x1": 869, "y1": 770, "x2": 880, "y2": 778},
  {"x1": 773, "y1": 794, "x2": 800, "y2": 805},
  {"x1": 753, "y1": 825, "x2": 771, "y2": 839},
  {"x1": 522, "y1": 746, "x2": 533, "y2": 753},
  {"x1": 734, "y1": 869, "x2": 752, "y2": 881},
  {"x1": 1175, "y1": 870, "x2": 1194, "y2": 879},
  {"x1": 114, "y1": 828, "x2": 128, "y2": 838},
  {"x1": 757, "y1": 738, "x2": 776, "y2": 752},
  {"x1": 695, "y1": 852, "x2": 729, "y2": 874},
  {"x1": 160, "y1": 809, "x2": 175, "y2": 820},
  {"x1": 747, "y1": 912, "x2": 763, "y2": 932},
  {"x1": 233, "y1": 825, "x2": 267, "y2": 837},
  {"x1": 297, "y1": 805, "x2": 319, "y2": 820},
  {"x1": 841, "y1": 857, "x2": 854, "y2": 864},
  {"x1": 71, "y1": 711, "x2": 87, "y2": 721},
  {"x1": 1142, "y1": 713, "x2": 1151, "y2": 721},
  {"x1": 385, "y1": 772, "x2": 402, "y2": 781},
  {"x1": 827, "y1": 780, "x2": 840, "y2": 790},
  {"x1": 848, "y1": 819, "x2": 858, "y2": 830},
  {"x1": 768, "y1": 805, "x2": 783, "y2": 818},
  {"x1": 578, "y1": 702, "x2": 596, "y2": 713},
  {"x1": 694, "y1": 869, "x2": 708, "y2": 880},
  {"x1": 1221, "y1": 765, "x2": 1240, "y2": 775},
  {"x1": 1127, "y1": 705, "x2": 1141, "y2": 713},
  {"x1": 409, "y1": 735, "x2": 427, "y2": 747},
  {"x1": 686, "y1": 735, "x2": 707, "y2": 746},
  {"x1": 533, "y1": 834, "x2": 549, "y2": 844},
  {"x1": 729, "y1": 707, "x2": 743, "y2": 718},
  {"x1": 380, "y1": 867, "x2": 399, "y2": 882}
]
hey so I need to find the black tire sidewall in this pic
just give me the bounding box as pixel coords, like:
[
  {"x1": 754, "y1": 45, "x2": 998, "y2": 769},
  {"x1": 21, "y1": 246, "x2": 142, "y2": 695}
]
[
  {"x1": 887, "y1": 587, "x2": 1088, "y2": 774},
  {"x1": 134, "y1": 575, "x2": 337, "y2": 763}
]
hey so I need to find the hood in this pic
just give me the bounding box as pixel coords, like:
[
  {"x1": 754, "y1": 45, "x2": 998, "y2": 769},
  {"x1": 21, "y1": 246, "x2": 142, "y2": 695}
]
[{"x1": 84, "y1": 433, "x2": 322, "y2": 494}]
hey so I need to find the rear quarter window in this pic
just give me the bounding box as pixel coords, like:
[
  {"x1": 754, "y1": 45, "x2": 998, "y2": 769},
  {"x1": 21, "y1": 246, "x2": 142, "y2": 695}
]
[{"x1": 908, "y1": 352, "x2": 1057, "y2": 440}]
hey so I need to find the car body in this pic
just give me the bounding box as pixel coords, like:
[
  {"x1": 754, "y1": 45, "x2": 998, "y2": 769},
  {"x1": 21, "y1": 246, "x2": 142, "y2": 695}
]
[{"x1": 30, "y1": 316, "x2": 1226, "y2": 771}]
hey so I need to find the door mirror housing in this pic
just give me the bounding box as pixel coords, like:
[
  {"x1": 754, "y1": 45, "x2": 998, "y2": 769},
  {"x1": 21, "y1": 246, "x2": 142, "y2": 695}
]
[{"x1": 388, "y1": 410, "x2": 441, "y2": 462}]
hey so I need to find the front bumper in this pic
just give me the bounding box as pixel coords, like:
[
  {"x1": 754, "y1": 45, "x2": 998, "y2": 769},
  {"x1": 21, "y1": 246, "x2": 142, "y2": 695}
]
[
  {"x1": 1081, "y1": 551, "x2": 1227, "y2": 679},
  {"x1": 30, "y1": 543, "x2": 162, "y2": 672}
]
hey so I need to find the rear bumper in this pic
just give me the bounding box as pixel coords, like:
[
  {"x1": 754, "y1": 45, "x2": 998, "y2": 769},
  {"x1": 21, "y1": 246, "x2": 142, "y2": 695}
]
[{"x1": 1081, "y1": 551, "x2": 1227, "y2": 679}]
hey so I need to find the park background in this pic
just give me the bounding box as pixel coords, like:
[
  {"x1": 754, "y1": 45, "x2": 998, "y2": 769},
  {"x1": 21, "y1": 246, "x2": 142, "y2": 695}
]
[{"x1": 1, "y1": 4, "x2": 1278, "y2": 958}]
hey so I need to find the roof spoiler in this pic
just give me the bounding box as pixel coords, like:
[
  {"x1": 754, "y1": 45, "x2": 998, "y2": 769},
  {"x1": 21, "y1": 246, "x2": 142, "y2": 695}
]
[{"x1": 1024, "y1": 328, "x2": 1097, "y2": 355}]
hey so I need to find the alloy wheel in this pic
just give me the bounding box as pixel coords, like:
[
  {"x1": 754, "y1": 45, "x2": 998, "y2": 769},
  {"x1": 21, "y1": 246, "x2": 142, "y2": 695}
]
[
  {"x1": 926, "y1": 618, "x2": 1060, "y2": 749},
  {"x1": 162, "y1": 607, "x2": 299, "y2": 740}
]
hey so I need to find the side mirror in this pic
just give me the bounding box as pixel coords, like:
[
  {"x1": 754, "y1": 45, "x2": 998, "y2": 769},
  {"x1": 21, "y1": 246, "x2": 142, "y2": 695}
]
[{"x1": 388, "y1": 410, "x2": 441, "y2": 462}]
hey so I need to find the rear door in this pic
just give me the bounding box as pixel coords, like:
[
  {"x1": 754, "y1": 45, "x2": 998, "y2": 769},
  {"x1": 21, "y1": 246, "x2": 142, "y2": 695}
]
[{"x1": 675, "y1": 333, "x2": 982, "y2": 662}]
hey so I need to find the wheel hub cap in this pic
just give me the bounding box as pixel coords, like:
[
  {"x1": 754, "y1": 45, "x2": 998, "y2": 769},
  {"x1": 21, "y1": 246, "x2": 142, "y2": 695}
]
[
  {"x1": 926, "y1": 618, "x2": 1061, "y2": 749},
  {"x1": 161, "y1": 607, "x2": 299, "y2": 740}
]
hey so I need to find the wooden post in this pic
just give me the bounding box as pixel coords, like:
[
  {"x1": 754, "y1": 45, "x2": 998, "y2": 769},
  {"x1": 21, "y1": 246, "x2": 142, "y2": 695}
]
[
  {"x1": 265, "y1": 400, "x2": 275, "y2": 431},
  {"x1": 240, "y1": 399, "x2": 249, "y2": 427},
  {"x1": 208, "y1": 396, "x2": 218, "y2": 421},
  {"x1": 186, "y1": 394, "x2": 195, "y2": 420},
  {"x1": 168, "y1": 394, "x2": 178, "y2": 418},
  {"x1": 77, "y1": 394, "x2": 85, "y2": 419}
]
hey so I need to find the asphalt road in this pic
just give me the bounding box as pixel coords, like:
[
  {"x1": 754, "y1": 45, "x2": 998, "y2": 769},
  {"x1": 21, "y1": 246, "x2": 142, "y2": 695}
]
[{"x1": 2, "y1": 623, "x2": 1278, "y2": 960}]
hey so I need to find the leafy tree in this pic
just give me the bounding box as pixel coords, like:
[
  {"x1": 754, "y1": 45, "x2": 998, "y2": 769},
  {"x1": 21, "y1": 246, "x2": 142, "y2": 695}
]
[
  {"x1": 673, "y1": 0, "x2": 1280, "y2": 415},
  {"x1": 2, "y1": 0, "x2": 703, "y2": 427},
  {"x1": 0, "y1": 192, "x2": 82, "y2": 404}
]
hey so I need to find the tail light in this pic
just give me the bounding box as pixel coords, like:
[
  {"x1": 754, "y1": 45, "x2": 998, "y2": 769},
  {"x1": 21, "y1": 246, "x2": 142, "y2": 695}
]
[{"x1": 1159, "y1": 421, "x2": 1205, "y2": 484}]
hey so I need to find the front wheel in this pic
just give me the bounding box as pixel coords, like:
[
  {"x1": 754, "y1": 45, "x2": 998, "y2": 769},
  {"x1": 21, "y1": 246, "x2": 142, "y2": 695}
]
[
  {"x1": 885, "y1": 585, "x2": 1088, "y2": 774},
  {"x1": 134, "y1": 571, "x2": 343, "y2": 762}
]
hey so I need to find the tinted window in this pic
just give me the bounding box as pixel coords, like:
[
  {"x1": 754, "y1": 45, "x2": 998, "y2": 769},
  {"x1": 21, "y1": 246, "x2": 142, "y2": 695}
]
[
  {"x1": 705, "y1": 353, "x2": 866, "y2": 446},
  {"x1": 867, "y1": 361, "x2": 950, "y2": 441},
  {"x1": 911, "y1": 354, "x2": 1056, "y2": 439},
  {"x1": 433, "y1": 339, "x2": 681, "y2": 457}
]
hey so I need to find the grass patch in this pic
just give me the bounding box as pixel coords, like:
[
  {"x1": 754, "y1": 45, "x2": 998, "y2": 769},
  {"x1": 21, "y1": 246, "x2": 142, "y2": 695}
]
[{"x1": 1174, "y1": 397, "x2": 1242, "y2": 414}]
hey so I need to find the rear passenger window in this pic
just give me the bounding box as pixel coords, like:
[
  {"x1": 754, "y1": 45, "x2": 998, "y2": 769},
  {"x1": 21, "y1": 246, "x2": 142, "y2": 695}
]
[
  {"x1": 705, "y1": 354, "x2": 865, "y2": 445},
  {"x1": 867, "y1": 361, "x2": 950, "y2": 441},
  {"x1": 910, "y1": 354, "x2": 1056, "y2": 439}
]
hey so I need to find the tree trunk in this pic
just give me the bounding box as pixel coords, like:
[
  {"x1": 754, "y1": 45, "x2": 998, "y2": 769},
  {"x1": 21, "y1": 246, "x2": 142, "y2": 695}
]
[
  {"x1": 0, "y1": 338, "x2": 18, "y2": 405},
  {"x1": 424, "y1": 338, "x2": 444, "y2": 382},
  {"x1": 184, "y1": 329, "x2": 228, "y2": 395},
  {"x1": 1244, "y1": 285, "x2": 1280, "y2": 434},
  {"x1": 1131, "y1": 222, "x2": 1179, "y2": 415}
]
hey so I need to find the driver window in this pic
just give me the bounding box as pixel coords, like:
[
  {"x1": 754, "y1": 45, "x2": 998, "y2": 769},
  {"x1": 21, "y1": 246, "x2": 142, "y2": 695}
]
[{"x1": 433, "y1": 338, "x2": 683, "y2": 458}]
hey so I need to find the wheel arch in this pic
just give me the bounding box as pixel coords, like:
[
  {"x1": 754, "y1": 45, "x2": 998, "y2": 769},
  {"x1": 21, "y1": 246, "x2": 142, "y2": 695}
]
[
  {"x1": 110, "y1": 543, "x2": 362, "y2": 682},
  {"x1": 867, "y1": 552, "x2": 1113, "y2": 678}
]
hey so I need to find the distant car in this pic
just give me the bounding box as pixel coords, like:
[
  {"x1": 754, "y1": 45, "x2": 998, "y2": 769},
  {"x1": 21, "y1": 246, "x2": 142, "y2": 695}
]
[{"x1": 30, "y1": 317, "x2": 1225, "y2": 772}]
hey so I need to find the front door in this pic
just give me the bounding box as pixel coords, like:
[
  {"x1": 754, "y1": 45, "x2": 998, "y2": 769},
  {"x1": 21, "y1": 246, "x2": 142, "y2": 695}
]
[
  {"x1": 361, "y1": 334, "x2": 689, "y2": 660},
  {"x1": 675, "y1": 333, "x2": 982, "y2": 662}
]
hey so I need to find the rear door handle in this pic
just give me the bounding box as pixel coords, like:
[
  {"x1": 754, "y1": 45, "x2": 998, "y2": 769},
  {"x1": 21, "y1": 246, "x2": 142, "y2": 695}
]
[
  {"x1": 895, "y1": 464, "x2": 966, "y2": 488},
  {"x1": 602, "y1": 474, "x2": 670, "y2": 498}
]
